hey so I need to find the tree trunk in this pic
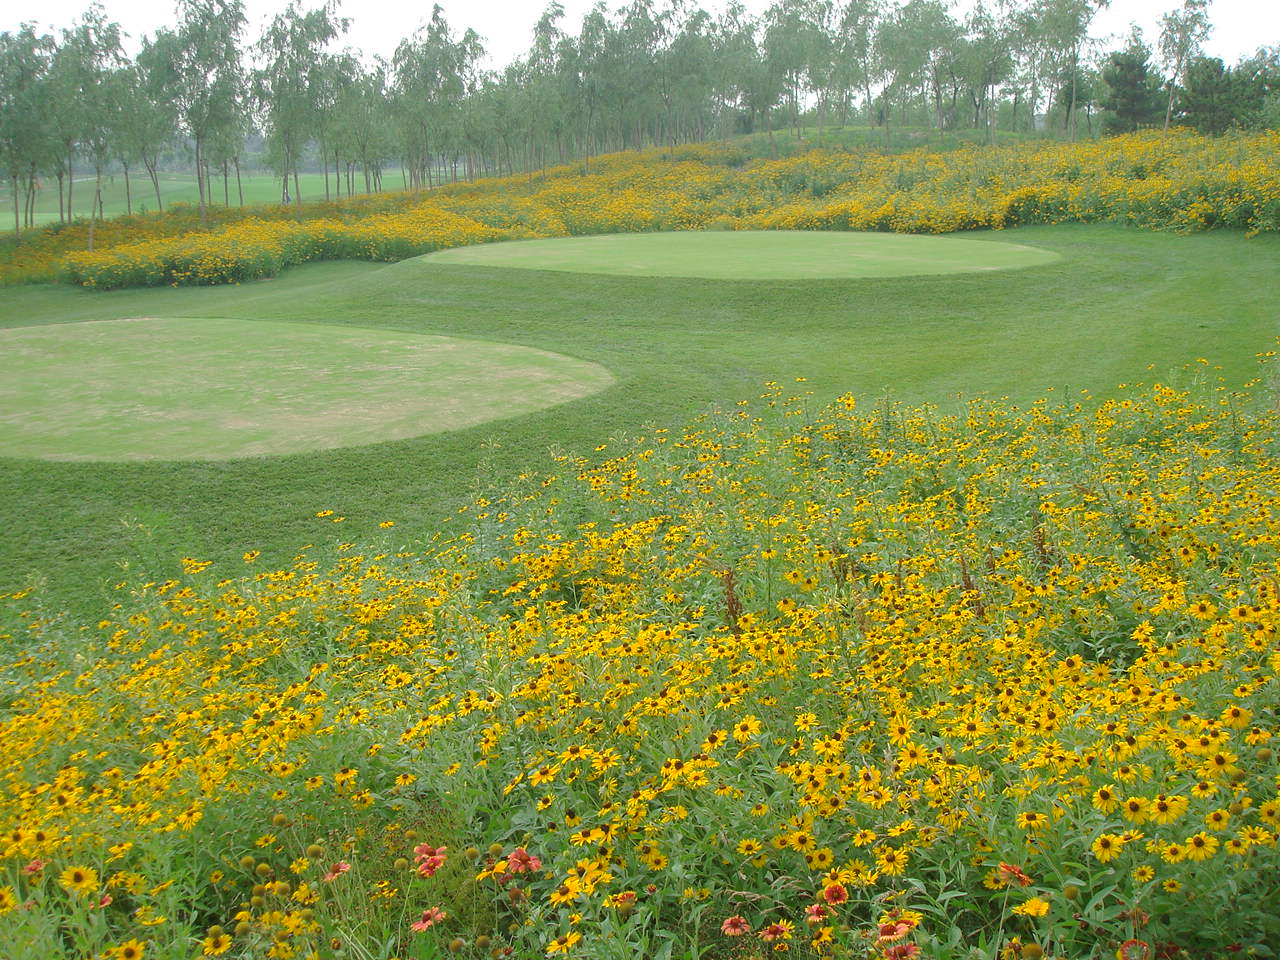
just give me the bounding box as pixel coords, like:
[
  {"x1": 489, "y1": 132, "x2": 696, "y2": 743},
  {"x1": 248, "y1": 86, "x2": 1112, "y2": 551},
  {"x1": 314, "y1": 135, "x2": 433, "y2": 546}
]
[
  {"x1": 234, "y1": 157, "x2": 244, "y2": 206},
  {"x1": 987, "y1": 82, "x2": 996, "y2": 144},
  {"x1": 66, "y1": 151, "x2": 74, "y2": 220},
  {"x1": 11, "y1": 174, "x2": 19, "y2": 239},
  {"x1": 123, "y1": 161, "x2": 132, "y2": 215},
  {"x1": 223, "y1": 160, "x2": 229, "y2": 207},
  {"x1": 196, "y1": 136, "x2": 207, "y2": 225},
  {"x1": 87, "y1": 169, "x2": 103, "y2": 251},
  {"x1": 293, "y1": 167, "x2": 301, "y2": 207},
  {"x1": 1068, "y1": 48, "x2": 1079, "y2": 142},
  {"x1": 25, "y1": 166, "x2": 38, "y2": 228}
]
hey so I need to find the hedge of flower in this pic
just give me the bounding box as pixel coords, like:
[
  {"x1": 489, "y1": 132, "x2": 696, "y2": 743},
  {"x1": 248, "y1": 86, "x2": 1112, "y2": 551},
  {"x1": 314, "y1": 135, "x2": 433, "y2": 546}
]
[{"x1": 60, "y1": 207, "x2": 509, "y2": 289}]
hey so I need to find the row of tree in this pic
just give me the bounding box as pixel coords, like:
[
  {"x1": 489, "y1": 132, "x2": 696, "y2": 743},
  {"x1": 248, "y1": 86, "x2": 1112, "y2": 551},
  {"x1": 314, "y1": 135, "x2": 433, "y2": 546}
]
[{"x1": 2, "y1": 0, "x2": 1278, "y2": 237}]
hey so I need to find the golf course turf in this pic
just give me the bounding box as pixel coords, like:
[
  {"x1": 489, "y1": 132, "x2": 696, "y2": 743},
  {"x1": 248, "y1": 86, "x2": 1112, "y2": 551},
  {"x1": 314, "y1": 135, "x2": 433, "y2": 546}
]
[
  {"x1": 1, "y1": 223, "x2": 1277, "y2": 614},
  {"x1": 0, "y1": 317, "x2": 613, "y2": 461},
  {"x1": 425, "y1": 230, "x2": 1061, "y2": 278}
]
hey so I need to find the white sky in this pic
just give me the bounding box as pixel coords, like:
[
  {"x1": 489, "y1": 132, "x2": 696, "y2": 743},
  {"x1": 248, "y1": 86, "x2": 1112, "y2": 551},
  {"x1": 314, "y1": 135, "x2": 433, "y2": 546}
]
[{"x1": 5, "y1": 0, "x2": 1277, "y2": 71}]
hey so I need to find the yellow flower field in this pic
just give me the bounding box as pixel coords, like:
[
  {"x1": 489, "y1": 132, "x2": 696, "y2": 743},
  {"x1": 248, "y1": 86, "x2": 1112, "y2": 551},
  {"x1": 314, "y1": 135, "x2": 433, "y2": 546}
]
[
  {"x1": 2, "y1": 358, "x2": 1278, "y2": 957},
  {"x1": 2, "y1": 129, "x2": 1276, "y2": 289}
]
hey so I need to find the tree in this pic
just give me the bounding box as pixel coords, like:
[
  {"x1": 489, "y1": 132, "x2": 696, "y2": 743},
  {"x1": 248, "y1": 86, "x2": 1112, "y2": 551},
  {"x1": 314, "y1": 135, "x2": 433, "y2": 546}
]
[
  {"x1": 1232, "y1": 46, "x2": 1279, "y2": 129},
  {"x1": 331, "y1": 58, "x2": 394, "y2": 192},
  {"x1": 874, "y1": 0, "x2": 956, "y2": 130},
  {"x1": 0, "y1": 25, "x2": 54, "y2": 236},
  {"x1": 253, "y1": 1, "x2": 346, "y2": 205},
  {"x1": 831, "y1": 0, "x2": 882, "y2": 125},
  {"x1": 55, "y1": 4, "x2": 125, "y2": 243},
  {"x1": 1008, "y1": 1, "x2": 1054, "y2": 133},
  {"x1": 1158, "y1": 0, "x2": 1212, "y2": 130},
  {"x1": 959, "y1": 2, "x2": 1014, "y2": 139},
  {"x1": 1051, "y1": 61, "x2": 1102, "y2": 134},
  {"x1": 46, "y1": 21, "x2": 92, "y2": 222},
  {"x1": 151, "y1": 0, "x2": 246, "y2": 222},
  {"x1": 735, "y1": 11, "x2": 783, "y2": 142},
  {"x1": 1033, "y1": 0, "x2": 1110, "y2": 140},
  {"x1": 113, "y1": 62, "x2": 166, "y2": 213},
  {"x1": 133, "y1": 37, "x2": 181, "y2": 211},
  {"x1": 657, "y1": 4, "x2": 715, "y2": 146},
  {"x1": 1101, "y1": 29, "x2": 1163, "y2": 133},
  {"x1": 1179, "y1": 55, "x2": 1238, "y2": 133},
  {"x1": 708, "y1": 1, "x2": 759, "y2": 135},
  {"x1": 313, "y1": 52, "x2": 359, "y2": 200}
]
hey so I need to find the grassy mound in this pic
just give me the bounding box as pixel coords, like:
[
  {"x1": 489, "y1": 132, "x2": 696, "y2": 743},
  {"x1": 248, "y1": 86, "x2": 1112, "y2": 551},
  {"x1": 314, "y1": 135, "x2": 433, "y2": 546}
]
[
  {"x1": 2, "y1": 373, "x2": 1278, "y2": 958},
  {"x1": 0, "y1": 317, "x2": 612, "y2": 460},
  {"x1": 423, "y1": 231, "x2": 1060, "y2": 279}
]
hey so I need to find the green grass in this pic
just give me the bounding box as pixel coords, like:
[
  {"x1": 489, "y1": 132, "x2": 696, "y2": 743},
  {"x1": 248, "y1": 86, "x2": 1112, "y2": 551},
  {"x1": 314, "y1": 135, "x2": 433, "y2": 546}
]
[
  {"x1": 427, "y1": 231, "x2": 1059, "y2": 279},
  {"x1": 1, "y1": 223, "x2": 1276, "y2": 615},
  {"x1": 0, "y1": 317, "x2": 611, "y2": 461},
  {"x1": 0, "y1": 170, "x2": 408, "y2": 230}
]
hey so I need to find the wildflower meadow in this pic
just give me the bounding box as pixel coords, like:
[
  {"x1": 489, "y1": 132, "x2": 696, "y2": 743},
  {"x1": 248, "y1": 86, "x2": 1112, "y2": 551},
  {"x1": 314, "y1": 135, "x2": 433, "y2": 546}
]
[{"x1": 3, "y1": 364, "x2": 1279, "y2": 959}]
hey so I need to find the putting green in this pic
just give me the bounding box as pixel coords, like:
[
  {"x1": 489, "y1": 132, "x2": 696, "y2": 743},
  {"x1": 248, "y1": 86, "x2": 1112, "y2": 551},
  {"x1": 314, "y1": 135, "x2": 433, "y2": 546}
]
[
  {"x1": 425, "y1": 230, "x2": 1060, "y2": 279},
  {"x1": 0, "y1": 318, "x2": 613, "y2": 461}
]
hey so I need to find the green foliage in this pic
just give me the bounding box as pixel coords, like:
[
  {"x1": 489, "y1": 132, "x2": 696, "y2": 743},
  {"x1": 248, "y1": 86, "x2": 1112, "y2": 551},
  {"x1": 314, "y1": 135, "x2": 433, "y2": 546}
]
[
  {"x1": 1101, "y1": 36, "x2": 1164, "y2": 134},
  {"x1": 1178, "y1": 55, "x2": 1279, "y2": 135}
]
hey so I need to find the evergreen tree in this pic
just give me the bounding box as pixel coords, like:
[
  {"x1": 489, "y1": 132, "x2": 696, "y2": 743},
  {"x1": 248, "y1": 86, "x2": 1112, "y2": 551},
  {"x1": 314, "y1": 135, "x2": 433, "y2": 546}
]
[
  {"x1": 1178, "y1": 55, "x2": 1237, "y2": 133},
  {"x1": 1101, "y1": 31, "x2": 1163, "y2": 132}
]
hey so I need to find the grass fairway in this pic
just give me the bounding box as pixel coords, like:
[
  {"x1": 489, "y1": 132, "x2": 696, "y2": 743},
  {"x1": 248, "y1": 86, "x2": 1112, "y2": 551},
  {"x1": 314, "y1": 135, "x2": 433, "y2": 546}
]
[
  {"x1": 1, "y1": 223, "x2": 1277, "y2": 614},
  {"x1": 0, "y1": 318, "x2": 612, "y2": 461},
  {"x1": 427, "y1": 230, "x2": 1060, "y2": 278}
]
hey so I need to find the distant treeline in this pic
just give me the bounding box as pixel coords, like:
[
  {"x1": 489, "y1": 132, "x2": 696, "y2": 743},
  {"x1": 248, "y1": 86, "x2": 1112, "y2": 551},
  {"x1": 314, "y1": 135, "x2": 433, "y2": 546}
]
[{"x1": 1, "y1": 0, "x2": 1277, "y2": 236}]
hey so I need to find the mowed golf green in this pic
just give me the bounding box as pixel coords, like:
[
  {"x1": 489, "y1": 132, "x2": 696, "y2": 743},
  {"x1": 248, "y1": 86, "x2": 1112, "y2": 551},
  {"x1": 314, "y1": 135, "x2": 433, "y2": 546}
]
[
  {"x1": 0, "y1": 317, "x2": 612, "y2": 460},
  {"x1": 426, "y1": 230, "x2": 1060, "y2": 278}
]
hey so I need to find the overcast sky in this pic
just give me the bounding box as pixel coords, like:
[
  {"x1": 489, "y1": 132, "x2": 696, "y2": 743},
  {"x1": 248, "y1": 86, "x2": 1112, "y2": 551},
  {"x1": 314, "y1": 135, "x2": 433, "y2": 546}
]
[{"x1": 5, "y1": 0, "x2": 1277, "y2": 70}]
